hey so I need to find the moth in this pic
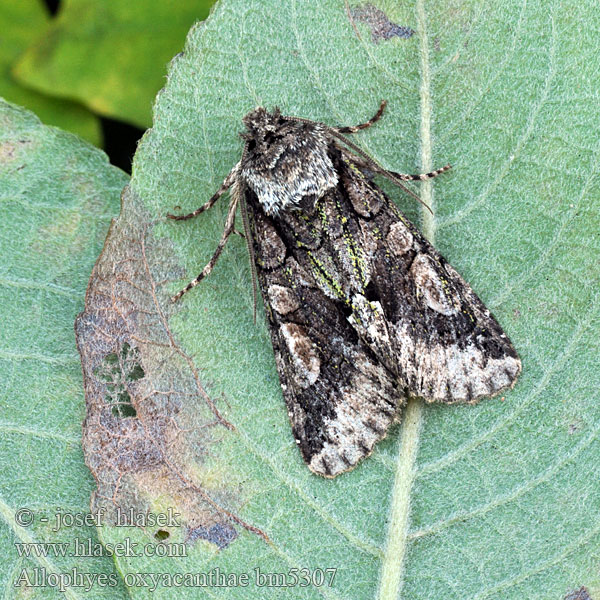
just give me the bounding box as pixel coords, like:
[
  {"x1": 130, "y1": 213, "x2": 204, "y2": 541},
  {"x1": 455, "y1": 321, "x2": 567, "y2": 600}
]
[{"x1": 167, "y1": 101, "x2": 521, "y2": 477}]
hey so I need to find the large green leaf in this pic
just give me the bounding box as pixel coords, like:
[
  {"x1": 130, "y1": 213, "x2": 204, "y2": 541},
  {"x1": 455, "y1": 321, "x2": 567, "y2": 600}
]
[
  {"x1": 76, "y1": 0, "x2": 600, "y2": 598},
  {"x1": 0, "y1": 99, "x2": 128, "y2": 597},
  {"x1": 13, "y1": 0, "x2": 217, "y2": 129},
  {"x1": 0, "y1": 0, "x2": 101, "y2": 145}
]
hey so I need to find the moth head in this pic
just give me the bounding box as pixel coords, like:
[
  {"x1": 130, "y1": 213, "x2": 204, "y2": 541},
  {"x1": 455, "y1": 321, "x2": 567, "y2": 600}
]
[
  {"x1": 241, "y1": 107, "x2": 285, "y2": 151},
  {"x1": 240, "y1": 107, "x2": 338, "y2": 216}
]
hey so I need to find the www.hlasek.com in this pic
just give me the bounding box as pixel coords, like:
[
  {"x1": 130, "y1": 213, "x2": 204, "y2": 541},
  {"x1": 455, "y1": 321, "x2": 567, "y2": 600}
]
[
  {"x1": 14, "y1": 536, "x2": 187, "y2": 559},
  {"x1": 15, "y1": 567, "x2": 338, "y2": 593}
]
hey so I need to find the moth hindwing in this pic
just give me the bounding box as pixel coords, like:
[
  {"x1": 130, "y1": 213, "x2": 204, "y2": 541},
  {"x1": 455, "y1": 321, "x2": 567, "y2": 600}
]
[{"x1": 167, "y1": 101, "x2": 521, "y2": 478}]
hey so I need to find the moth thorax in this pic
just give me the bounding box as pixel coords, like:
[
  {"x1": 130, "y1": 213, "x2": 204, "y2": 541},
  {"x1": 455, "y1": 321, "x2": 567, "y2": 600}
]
[
  {"x1": 244, "y1": 163, "x2": 338, "y2": 216},
  {"x1": 241, "y1": 115, "x2": 339, "y2": 216}
]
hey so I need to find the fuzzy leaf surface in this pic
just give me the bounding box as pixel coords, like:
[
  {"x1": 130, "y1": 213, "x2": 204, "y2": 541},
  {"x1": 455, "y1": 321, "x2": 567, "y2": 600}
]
[{"x1": 78, "y1": 1, "x2": 600, "y2": 598}]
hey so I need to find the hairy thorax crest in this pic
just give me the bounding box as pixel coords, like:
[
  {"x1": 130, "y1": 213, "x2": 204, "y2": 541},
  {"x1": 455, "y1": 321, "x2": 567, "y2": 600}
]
[{"x1": 240, "y1": 107, "x2": 338, "y2": 216}]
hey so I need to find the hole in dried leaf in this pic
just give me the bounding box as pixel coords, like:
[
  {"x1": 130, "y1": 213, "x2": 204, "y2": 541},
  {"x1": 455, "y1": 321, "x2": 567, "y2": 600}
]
[
  {"x1": 93, "y1": 342, "x2": 145, "y2": 418},
  {"x1": 154, "y1": 529, "x2": 170, "y2": 541}
]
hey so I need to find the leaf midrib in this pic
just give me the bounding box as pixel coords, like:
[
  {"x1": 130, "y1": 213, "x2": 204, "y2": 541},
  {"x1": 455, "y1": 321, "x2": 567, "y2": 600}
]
[{"x1": 378, "y1": 1, "x2": 435, "y2": 597}]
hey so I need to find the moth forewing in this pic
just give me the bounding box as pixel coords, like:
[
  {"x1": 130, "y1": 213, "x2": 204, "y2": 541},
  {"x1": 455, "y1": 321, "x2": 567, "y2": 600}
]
[{"x1": 168, "y1": 102, "x2": 521, "y2": 477}]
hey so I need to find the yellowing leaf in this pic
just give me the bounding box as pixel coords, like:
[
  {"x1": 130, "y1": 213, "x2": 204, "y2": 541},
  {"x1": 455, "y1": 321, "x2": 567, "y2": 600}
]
[
  {"x1": 0, "y1": 0, "x2": 100, "y2": 144},
  {"x1": 13, "y1": 0, "x2": 217, "y2": 128}
]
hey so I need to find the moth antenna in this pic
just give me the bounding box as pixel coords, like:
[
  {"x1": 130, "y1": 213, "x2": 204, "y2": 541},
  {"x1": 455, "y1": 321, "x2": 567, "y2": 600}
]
[
  {"x1": 329, "y1": 130, "x2": 434, "y2": 214},
  {"x1": 235, "y1": 144, "x2": 260, "y2": 322},
  {"x1": 239, "y1": 190, "x2": 259, "y2": 323}
]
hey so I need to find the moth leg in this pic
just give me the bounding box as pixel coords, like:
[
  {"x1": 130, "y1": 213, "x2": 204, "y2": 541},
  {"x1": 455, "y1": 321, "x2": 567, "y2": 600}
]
[
  {"x1": 347, "y1": 152, "x2": 452, "y2": 183},
  {"x1": 332, "y1": 100, "x2": 449, "y2": 179},
  {"x1": 171, "y1": 194, "x2": 239, "y2": 303},
  {"x1": 281, "y1": 100, "x2": 386, "y2": 133},
  {"x1": 388, "y1": 164, "x2": 452, "y2": 181},
  {"x1": 334, "y1": 99, "x2": 387, "y2": 134},
  {"x1": 166, "y1": 165, "x2": 238, "y2": 221}
]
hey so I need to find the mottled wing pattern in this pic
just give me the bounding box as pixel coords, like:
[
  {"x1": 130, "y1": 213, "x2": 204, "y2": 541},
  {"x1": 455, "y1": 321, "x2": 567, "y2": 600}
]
[
  {"x1": 336, "y1": 150, "x2": 522, "y2": 403},
  {"x1": 245, "y1": 138, "x2": 520, "y2": 476},
  {"x1": 247, "y1": 192, "x2": 402, "y2": 478}
]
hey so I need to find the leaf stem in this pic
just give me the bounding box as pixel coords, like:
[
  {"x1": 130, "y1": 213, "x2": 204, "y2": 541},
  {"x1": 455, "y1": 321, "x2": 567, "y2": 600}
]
[{"x1": 378, "y1": 400, "x2": 424, "y2": 600}]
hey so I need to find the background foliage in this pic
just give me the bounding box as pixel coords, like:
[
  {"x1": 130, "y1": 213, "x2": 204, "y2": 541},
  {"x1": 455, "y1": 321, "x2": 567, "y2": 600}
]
[{"x1": 1, "y1": 0, "x2": 216, "y2": 168}]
